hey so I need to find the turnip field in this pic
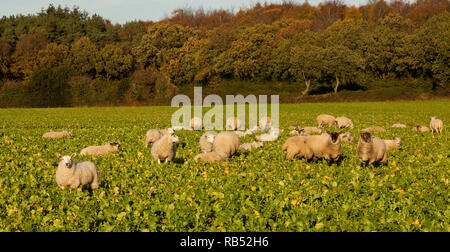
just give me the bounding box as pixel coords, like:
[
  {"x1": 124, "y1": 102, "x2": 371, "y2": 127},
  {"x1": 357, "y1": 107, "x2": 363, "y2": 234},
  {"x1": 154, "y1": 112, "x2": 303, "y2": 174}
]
[{"x1": 0, "y1": 100, "x2": 448, "y2": 231}]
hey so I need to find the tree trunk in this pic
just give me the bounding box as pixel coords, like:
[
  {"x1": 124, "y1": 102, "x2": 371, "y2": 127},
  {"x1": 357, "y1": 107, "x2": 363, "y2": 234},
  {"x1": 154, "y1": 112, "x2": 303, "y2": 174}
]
[
  {"x1": 302, "y1": 79, "x2": 311, "y2": 96},
  {"x1": 334, "y1": 75, "x2": 340, "y2": 93}
]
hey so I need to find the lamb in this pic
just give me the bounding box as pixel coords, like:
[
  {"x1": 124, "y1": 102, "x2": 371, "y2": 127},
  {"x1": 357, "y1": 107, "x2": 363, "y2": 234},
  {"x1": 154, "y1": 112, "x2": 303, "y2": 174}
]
[
  {"x1": 55, "y1": 153, "x2": 99, "y2": 189},
  {"x1": 194, "y1": 152, "x2": 227, "y2": 162},
  {"x1": 43, "y1": 130, "x2": 72, "y2": 138},
  {"x1": 336, "y1": 116, "x2": 354, "y2": 129},
  {"x1": 357, "y1": 132, "x2": 387, "y2": 166},
  {"x1": 391, "y1": 123, "x2": 406, "y2": 128},
  {"x1": 412, "y1": 125, "x2": 429, "y2": 132},
  {"x1": 340, "y1": 132, "x2": 355, "y2": 143},
  {"x1": 151, "y1": 134, "x2": 179, "y2": 164},
  {"x1": 259, "y1": 116, "x2": 272, "y2": 131},
  {"x1": 316, "y1": 114, "x2": 337, "y2": 127},
  {"x1": 239, "y1": 140, "x2": 264, "y2": 151},
  {"x1": 383, "y1": 137, "x2": 401, "y2": 151},
  {"x1": 190, "y1": 117, "x2": 202, "y2": 131},
  {"x1": 144, "y1": 128, "x2": 174, "y2": 147},
  {"x1": 212, "y1": 131, "x2": 240, "y2": 158},
  {"x1": 430, "y1": 117, "x2": 443, "y2": 133},
  {"x1": 256, "y1": 127, "x2": 282, "y2": 142},
  {"x1": 199, "y1": 131, "x2": 218, "y2": 153},
  {"x1": 226, "y1": 117, "x2": 243, "y2": 131},
  {"x1": 80, "y1": 142, "x2": 121, "y2": 156},
  {"x1": 362, "y1": 126, "x2": 386, "y2": 132},
  {"x1": 300, "y1": 126, "x2": 323, "y2": 135}
]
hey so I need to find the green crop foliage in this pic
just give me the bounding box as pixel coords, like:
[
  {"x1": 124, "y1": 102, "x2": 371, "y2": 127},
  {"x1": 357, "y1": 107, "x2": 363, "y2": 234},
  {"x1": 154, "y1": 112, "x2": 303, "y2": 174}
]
[{"x1": 0, "y1": 101, "x2": 448, "y2": 232}]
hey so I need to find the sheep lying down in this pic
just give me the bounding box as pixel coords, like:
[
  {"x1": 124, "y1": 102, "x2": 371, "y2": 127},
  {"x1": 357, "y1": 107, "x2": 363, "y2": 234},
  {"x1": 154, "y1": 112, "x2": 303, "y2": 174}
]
[
  {"x1": 43, "y1": 130, "x2": 72, "y2": 138},
  {"x1": 80, "y1": 142, "x2": 121, "y2": 156},
  {"x1": 56, "y1": 153, "x2": 99, "y2": 189}
]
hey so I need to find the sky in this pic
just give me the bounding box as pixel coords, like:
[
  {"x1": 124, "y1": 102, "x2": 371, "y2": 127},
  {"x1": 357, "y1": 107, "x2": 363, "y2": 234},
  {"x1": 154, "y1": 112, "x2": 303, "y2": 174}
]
[{"x1": 0, "y1": 0, "x2": 367, "y2": 24}]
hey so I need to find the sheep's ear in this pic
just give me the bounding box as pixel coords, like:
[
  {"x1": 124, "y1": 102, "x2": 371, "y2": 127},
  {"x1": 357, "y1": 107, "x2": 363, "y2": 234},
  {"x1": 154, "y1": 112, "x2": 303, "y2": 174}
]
[{"x1": 71, "y1": 153, "x2": 77, "y2": 159}]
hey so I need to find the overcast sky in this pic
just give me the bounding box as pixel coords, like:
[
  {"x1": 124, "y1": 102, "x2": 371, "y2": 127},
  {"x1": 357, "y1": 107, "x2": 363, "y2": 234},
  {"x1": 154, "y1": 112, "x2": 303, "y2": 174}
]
[{"x1": 1, "y1": 0, "x2": 367, "y2": 24}]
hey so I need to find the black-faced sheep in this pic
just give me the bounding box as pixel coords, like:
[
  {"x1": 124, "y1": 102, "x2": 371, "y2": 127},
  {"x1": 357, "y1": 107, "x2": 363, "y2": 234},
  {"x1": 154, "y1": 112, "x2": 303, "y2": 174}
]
[{"x1": 357, "y1": 132, "x2": 387, "y2": 166}]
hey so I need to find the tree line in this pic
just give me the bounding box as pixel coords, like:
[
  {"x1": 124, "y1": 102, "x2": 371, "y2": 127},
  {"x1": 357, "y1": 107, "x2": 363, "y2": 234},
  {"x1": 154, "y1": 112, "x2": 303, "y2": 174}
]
[{"x1": 0, "y1": 0, "x2": 448, "y2": 107}]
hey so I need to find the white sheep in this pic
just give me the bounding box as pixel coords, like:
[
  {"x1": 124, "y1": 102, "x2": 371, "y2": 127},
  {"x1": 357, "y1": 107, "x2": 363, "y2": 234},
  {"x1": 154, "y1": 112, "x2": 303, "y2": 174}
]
[
  {"x1": 412, "y1": 125, "x2": 429, "y2": 132},
  {"x1": 391, "y1": 123, "x2": 406, "y2": 128},
  {"x1": 383, "y1": 137, "x2": 401, "y2": 151},
  {"x1": 256, "y1": 127, "x2": 282, "y2": 142},
  {"x1": 259, "y1": 116, "x2": 272, "y2": 131},
  {"x1": 199, "y1": 131, "x2": 218, "y2": 153},
  {"x1": 194, "y1": 152, "x2": 227, "y2": 162},
  {"x1": 151, "y1": 134, "x2": 179, "y2": 164},
  {"x1": 316, "y1": 114, "x2": 337, "y2": 127},
  {"x1": 357, "y1": 132, "x2": 387, "y2": 166},
  {"x1": 190, "y1": 117, "x2": 202, "y2": 131},
  {"x1": 340, "y1": 132, "x2": 355, "y2": 143},
  {"x1": 362, "y1": 126, "x2": 386, "y2": 132},
  {"x1": 430, "y1": 117, "x2": 443, "y2": 133},
  {"x1": 43, "y1": 130, "x2": 72, "y2": 138},
  {"x1": 304, "y1": 132, "x2": 342, "y2": 163},
  {"x1": 80, "y1": 142, "x2": 121, "y2": 156},
  {"x1": 239, "y1": 140, "x2": 264, "y2": 151},
  {"x1": 226, "y1": 117, "x2": 243, "y2": 131},
  {"x1": 56, "y1": 153, "x2": 99, "y2": 189},
  {"x1": 144, "y1": 128, "x2": 174, "y2": 147},
  {"x1": 212, "y1": 131, "x2": 240, "y2": 158},
  {"x1": 282, "y1": 136, "x2": 310, "y2": 160},
  {"x1": 300, "y1": 126, "x2": 323, "y2": 135},
  {"x1": 336, "y1": 116, "x2": 354, "y2": 129}
]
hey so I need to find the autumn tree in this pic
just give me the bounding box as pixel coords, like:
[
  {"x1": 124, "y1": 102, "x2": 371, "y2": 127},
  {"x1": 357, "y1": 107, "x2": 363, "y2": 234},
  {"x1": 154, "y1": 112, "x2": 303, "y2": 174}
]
[
  {"x1": 10, "y1": 31, "x2": 48, "y2": 79},
  {"x1": 37, "y1": 42, "x2": 70, "y2": 69},
  {"x1": 95, "y1": 44, "x2": 132, "y2": 80},
  {"x1": 71, "y1": 37, "x2": 97, "y2": 76},
  {"x1": 0, "y1": 38, "x2": 12, "y2": 80}
]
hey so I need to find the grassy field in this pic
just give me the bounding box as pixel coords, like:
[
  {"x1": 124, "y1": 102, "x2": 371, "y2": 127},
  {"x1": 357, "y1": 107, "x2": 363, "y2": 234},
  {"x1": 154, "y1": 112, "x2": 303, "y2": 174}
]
[{"x1": 0, "y1": 100, "x2": 448, "y2": 231}]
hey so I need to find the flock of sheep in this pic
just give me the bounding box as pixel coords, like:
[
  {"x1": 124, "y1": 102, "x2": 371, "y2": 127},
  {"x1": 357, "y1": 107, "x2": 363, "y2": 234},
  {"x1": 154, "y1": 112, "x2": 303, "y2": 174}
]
[{"x1": 44, "y1": 114, "x2": 444, "y2": 190}]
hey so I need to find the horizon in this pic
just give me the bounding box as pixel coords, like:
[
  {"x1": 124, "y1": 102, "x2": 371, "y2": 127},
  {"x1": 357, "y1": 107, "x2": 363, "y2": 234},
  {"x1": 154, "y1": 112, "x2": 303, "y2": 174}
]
[{"x1": 1, "y1": 0, "x2": 368, "y2": 25}]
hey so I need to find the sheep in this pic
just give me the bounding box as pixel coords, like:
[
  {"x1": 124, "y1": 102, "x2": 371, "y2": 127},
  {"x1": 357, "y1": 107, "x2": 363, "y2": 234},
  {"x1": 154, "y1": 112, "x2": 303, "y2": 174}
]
[
  {"x1": 357, "y1": 132, "x2": 387, "y2": 166},
  {"x1": 194, "y1": 152, "x2": 227, "y2": 162},
  {"x1": 289, "y1": 129, "x2": 301, "y2": 136},
  {"x1": 245, "y1": 125, "x2": 261, "y2": 135},
  {"x1": 391, "y1": 123, "x2": 406, "y2": 128},
  {"x1": 383, "y1": 137, "x2": 401, "y2": 151},
  {"x1": 282, "y1": 136, "x2": 310, "y2": 160},
  {"x1": 233, "y1": 131, "x2": 248, "y2": 138},
  {"x1": 212, "y1": 131, "x2": 240, "y2": 158},
  {"x1": 190, "y1": 117, "x2": 202, "y2": 131},
  {"x1": 412, "y1": 125, "x2": 429, "y2": 132},
  {"x1": 430, "y1": 117, "x2": 443, "y2": 133},
  {"x1": 259, "y1": 116, "x2": 272, "y2": 131},
  {"x1": 316, "y1": 114, "x2": 337, "y2": 127},
  {"x1": 226, "y1": 117, "x2": 243, "y2": 131},
  {"x1": 151, "y1": 134, "x2": 179, "y2": 164},
  {"x1": 199, "y1": 131, "x2": 218, "y2": 153},
  {"x1": 144, "y1": 128, "x2": 174, "y2": 147},
  {"x1": 336, "y1": 116, "x2": 354, "y2": 129},
  {"x1": 362, "y1": 126, "x2": 386, "y2": 132},
  {"x1": 43, "y1": 130, "x2": 72, "y2": 138},
  {"x1": 256, "y1": 127, "x2": 282, "y2": 142},
  {"x1": 340, "y1": 132, "x2": 355, "y2": 143},
  {"x1": 300, "y1": 126, "x2": 323, "y2": 135},
  {"x1": 55, "y1": 153, "x2": 99, "y2": 189},
  {"x1": 80, "y1": 142, "x2": 121, "y2": 156},
  {"x1": 239, "y1": 140, "x2": 264, "y2": 151}
]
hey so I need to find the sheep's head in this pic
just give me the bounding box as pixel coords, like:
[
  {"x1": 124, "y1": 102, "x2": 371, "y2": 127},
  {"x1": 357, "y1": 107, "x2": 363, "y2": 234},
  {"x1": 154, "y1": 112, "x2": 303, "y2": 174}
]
[
  {"x1": 393, "y1": 137, "x2": 401, "y2": 145},
  {"x1": 169, "y1": 134, "x2": 179, "y2": 143},
  {"x1": 328, "y1": 131, "x2": 341, "y2": 144},
  {"x1": 206, "y1": 134, "x2": 216, "y2": 144},
  {"x1": 64, "y1": 131, "x2": 73, "y2": 137},
  {"x1": 253, "y1": 140, "x2": 264, "y2": 148},
  {"x1": 109, "y1": 142, "x2": 121, "y2": 152},
  {"x1": 58, "y1": 153, "x2": 76, "y2": 168},
  {"x1": 360, "y1": 132, "x2": 372, "y2": 143},
  {"x1": 165, "y1": 128, "x2": 174, "y2": 135}
]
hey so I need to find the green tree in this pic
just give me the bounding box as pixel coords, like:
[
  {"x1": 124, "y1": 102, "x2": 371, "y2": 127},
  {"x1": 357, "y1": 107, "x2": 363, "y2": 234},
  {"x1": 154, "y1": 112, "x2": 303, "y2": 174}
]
[
  {"x1": 37, "y1": 42, "x2": 70, "y2": 68},
  {"x1": 95, "y1": 44, "x2": 132, "y2": 80},
  {"x1": 0, "y1": 38, "x2": 12, "y2": 80},
  {"x1": 71, "y1": 37, "x2": 97, "y2": 76}
]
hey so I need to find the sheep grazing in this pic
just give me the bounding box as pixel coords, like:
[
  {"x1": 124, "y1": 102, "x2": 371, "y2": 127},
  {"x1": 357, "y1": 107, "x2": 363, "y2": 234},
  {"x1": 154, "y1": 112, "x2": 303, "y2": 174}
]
[
  {"x1": 144, "y1": 128, "x2": 174, "y2": 147},
  {"x1": 199, "y1": 131, "x2": 218, "y2": 153},
  {"x1": 151, "y1": 134, "x2": 179, "y2": 164},
  {"x1": 259, "y1": 116, "x2": 272, "y2": 131},
  {"x1": 226, "y1": 117, "x2": 243, "y2": 131},
  {"x1": 362, "y1": 126, "x2": 386, "y2": 132},
  {"x1": 391, "y1": 123, "x2": 406, "y2": 128},
  {"x1": 357, "y1": 132, "x2": 387, "y2": 166},
  {"x1": 340, "y1": 132, "x2": 355, "y2": 143},
  {"x1": 190, "y1": 117, "x2": 202, "y2": 131},
  {"x1": 80, "y1": 142, "x2": 121, "y2": 156},
  {"x1": 194, "y1": 152, "x2": 227, "y2": 162},
  {"x1": 43, "y1": 130, "x2": 72, "y2": 138},
  {"x1": 56, "y1": 153, "x2": 99, "y2": 189},
  {"x1": 282, "y1": 136, "x2": 310, "y2": 160},
  {"x1": 316, "y1": 114, "x2": 337, "y2": 127},
  {"x1": 430, "y1": 117, "x2": 443, "y2": 133},
  {"x1": 239, "y1": 140, "x2": 264, "y2": 151},
  {"x1": 256, "y1": 128, "x2": 282, "y2": 142},
  {"x1": 383, "y1": 137, "x2": 401, "y2": 151},
  {"x1": 301, "y1": 126, "x2": 323, "y2": 135},
  {"x1": 336, "y1": 116, "x2": 354, "y2": 129},
  {"x1": 212, "y1": 131, "x2": 240, "y2": 158},
  {"x1": 282, "y1": 132, "x2": 342, "y2": 163},
  {"x1": 412, "y1": 125, "x2": 429, "y2": 132}
]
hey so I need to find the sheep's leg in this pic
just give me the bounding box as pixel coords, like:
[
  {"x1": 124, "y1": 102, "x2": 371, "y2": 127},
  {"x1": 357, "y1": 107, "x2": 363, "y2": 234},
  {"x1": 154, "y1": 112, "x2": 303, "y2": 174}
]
[
  {"x1": 91, "y1": 173, "x2": 99, "y2": 189},
  {"x1": 164, "y1": 158, "x2": 169, "y2": 163},
  {"x1": 157, "y1": 159, "x2": 161, "y2": 164}
]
